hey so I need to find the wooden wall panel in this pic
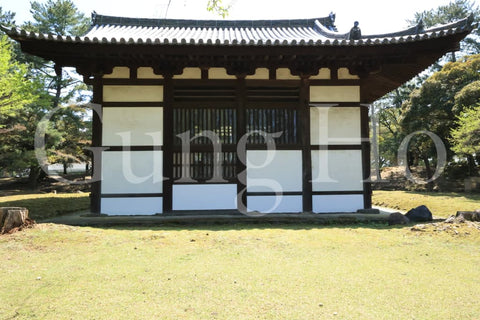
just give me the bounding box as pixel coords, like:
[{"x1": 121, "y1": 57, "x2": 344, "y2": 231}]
[
  {"x1": 101, "y1": 151, "x2": 163, "y2": 194},
  {"x1": 137, "y1": 67, "x2": 163, "y2": 79},
  {"x1": 311, "y1": 150, "x2": 363, "y2": 192},
  {"x1": 103, "y1": 107, "x2": 163, "y2": 146},
  {"x1": 103, "y1": 85, "x2": 164, "y2": 102},
  {"x1": 103, "y1": 67, "x2": 130, "y2": 79},
  {"x1": 310, "y1": 86, "x2": 360, "y2": 102},
  {"x1": 247, "y1": 150, "x2": 303, "y2": 192},
  {"x1": 310, "y1": 107, "x2": 361, "y2": 145}
]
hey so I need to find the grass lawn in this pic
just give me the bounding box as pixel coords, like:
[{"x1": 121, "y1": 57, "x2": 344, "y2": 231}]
[
  {"x1": 0, "y1": 193, "x2": 90, "y2": 220},
  {"x1": 1, "y1": 222, "x2": 480, "y2": 319},
  {"x1": 373, "y1": 190, "x2": 480, "y2": 218}
]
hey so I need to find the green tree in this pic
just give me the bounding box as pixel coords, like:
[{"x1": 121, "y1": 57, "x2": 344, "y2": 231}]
[
  {"x1": 22, "y1": 0, "x2": 90, "y2": 109},
  {"x1": 28, "y1": 0, "x2": 90, "y2": 35},
  {"x1": 408, "y1": 0, "x2": 480, "y2": 58},
  {"x1": 24, "y1": 1, "x2": 91, "y2": 184},
  {"x1": 450, "y1": 79, "x2": 480, "y2": 173},
  {"x1": 206, "y1": 0, "x2": 231, "y2": 18},
  {"x1": 1, "y1": 1, "x2": 91, "y2": 187},
  {"x1": 47, "y1": 104, "x2": 92, "y2": 175},
  {"x1": 374, "y1": 79, "x2": 422, "y2": 169},
  {"x1": 0, "y1": 35, "x2": 47, "y2": 180},
  {"x1": 0, "y1": 7, "x2": 16, "y2": 27},
  {"x1": 451, "y1": 104, "x2": 480, "y2": 170},
  {"x1": 400, "y1": 54, "x2": 480, "y2": 187},
  {"x1": 0, "y1": 36, "x2": 37, "y2": 125}
]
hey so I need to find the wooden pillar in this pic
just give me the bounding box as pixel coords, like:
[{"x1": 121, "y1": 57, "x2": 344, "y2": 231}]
[
  {"x1": 163, "y1": 76, "x2": 174, "y2": 212},
  {"x1": 360, "y1": 104, "x2": 372, "y2": 208},
  {"x1": 90, "y1": 74, "x2": 103, "y2": 214},
  {"x1": 236, "y1": 77, "x2": 247, "y2": 211},
  {"x1": 299, "y1": 77, "x2": 312, "y2": 212}
]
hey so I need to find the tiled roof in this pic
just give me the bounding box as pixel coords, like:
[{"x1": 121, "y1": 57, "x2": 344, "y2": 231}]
[{"x1": 1, "y1": 13, "x2": 475, "y2": 47}]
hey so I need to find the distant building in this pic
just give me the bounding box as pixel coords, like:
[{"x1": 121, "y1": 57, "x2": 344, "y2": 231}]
[{"x1": 2, "y1": 13, "x2": 474, "y2": 215}]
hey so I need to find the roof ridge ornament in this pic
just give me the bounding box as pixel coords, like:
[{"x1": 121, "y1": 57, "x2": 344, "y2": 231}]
[
  {"x1": 327, "y1": 12, "x2": 337, "y2": 31},
  {"x1": 349, "y1": 21, "x2": 361, "y2": 40},
  {"x1": 415, "y1": 18, "x2": 424, "y2": 34},
  {"x1": 92, "y1": 11, "x2": 97, "y2": 26},
  {"x1": 466, "y1": 13, "x2": 475, "y2": 26}
]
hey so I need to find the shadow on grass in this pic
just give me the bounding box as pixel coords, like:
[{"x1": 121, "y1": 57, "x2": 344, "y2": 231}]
[
  {"x1": 78, "y1": 221, "x2": 418, "y2": 233},
  {"x1": 402, "y1": 190, "x2": 480, "y2": 201},
  {"x1": 38, "y1": 212, "x2": 409, "y2": 232}
]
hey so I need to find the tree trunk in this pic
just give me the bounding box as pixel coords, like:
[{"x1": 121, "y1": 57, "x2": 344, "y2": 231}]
[
  {"x1": 467, "y1": 154, "x2": 477, "y2": 176},
  {"x1": 63, "y1": 162, "x2": 68, "y2": 174},
  {"x1": 28, "y1": 165, "x2": 42, "y2": 190},
  {"x1": 450, "y1": 51, "x2": 456, "y2": 62},
  {"x1": 53, "y1": 66, "x2": 63, "y2": 109},
  {"x1": 0, "y1": 207, "x2": 33, "y2": 234},
  {"x1": 370, "y1": 104, "x2": 382, "y2": 181},
  {"x1": 422, "y1": 155, "x2": 434, "y2": 191}
]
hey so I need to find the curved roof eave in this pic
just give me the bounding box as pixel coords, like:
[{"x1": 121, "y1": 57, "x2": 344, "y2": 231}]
[{"x1": 1, "y1": 15, "x2": 475, "y2": 47}]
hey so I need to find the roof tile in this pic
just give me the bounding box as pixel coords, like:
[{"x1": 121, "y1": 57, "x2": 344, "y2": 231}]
[{"x1": 0, "y1": 13, "x2": 475, "y2": 47}]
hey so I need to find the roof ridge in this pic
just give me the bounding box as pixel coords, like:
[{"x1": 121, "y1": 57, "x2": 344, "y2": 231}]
[
  {"x1": 90, "y1": 12, "x2": 332, "y2": 29},
  {"x1": 361, "y1": 15, "x2": 475, "y2": 39}
]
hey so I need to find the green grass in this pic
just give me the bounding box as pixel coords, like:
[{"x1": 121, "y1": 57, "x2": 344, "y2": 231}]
[
  {"x1": 0, "y1": 193, "x2": 90, "y2": 220},
  {"x1": 373, "y1": 190, "x2": 480, "y2": 218},
  {"x1": 1, "y1": 223, "x2": 480, "y2": 319},
  {"x1": 1, "y1": 190, "x2": 478, "y2": 221}
]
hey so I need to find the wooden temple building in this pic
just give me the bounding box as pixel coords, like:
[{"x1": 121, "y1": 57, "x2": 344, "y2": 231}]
[{"x1": 2, "y1": 12, "x2": 475, "y2": 215}]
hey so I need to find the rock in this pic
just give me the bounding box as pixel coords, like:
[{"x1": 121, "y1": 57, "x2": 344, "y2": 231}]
[
  {"x1": 388, "y1": 212, "x2": 410, "y2": 226},
  {"x1": 0, "y1": 207, "x2": 32, "y2": 234},
  {"x1": 444, "y1": 215, "x2": 455, "y2": 223},
  {"x1": 405, "y1": 205, "x2": 433, "y2": 222},
  {"x1": 455, "y1": 215, "x2": 466, "y2": 223},
  {"x1": 456, "y1": 211, "x2": 480, "y2": 222},
  {"x1": 411, "y1": 224, "x2": 426, "y2": 231}
]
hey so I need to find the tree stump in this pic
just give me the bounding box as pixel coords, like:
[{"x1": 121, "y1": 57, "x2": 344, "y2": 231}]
[{"x1": 0, "y1": 207, "x2": 34, "y2": 234}]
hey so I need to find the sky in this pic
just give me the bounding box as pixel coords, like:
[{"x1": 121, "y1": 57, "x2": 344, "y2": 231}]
[{"x1": 2, "y1": 0, "x2": 478, "y2": 34}]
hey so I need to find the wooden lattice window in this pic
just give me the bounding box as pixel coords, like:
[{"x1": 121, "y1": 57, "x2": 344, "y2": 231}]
[
  {"x1": 173, "y1": 108, "x2": 236, "y2": 145},
  {"x1": 246, "y1": 108, "x2": 298, "y2": 145},
  {"x1": 173, "y1": 151, "x2": 237, "y2": 182},
  {"x1": 173, "y1": 107, "x2": 237, "y2": 182}
]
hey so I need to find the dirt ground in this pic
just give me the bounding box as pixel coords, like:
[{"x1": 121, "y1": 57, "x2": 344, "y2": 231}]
[{"x1": 410, "y1": 219, "x2": 480, "y2": 238}]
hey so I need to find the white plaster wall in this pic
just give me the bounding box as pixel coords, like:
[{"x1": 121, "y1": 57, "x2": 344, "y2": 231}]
[
  {"x1": 101, "y1": 197, "x2": 163, "y2": 215},
  {"x1": 137, "y1": 67, "x2": 163, "y2": 79},
  {"x1": 209, "y1": 68, "x2": 236, "y2": 79},
  {"x1": 247, "y1": 150, "x2": 302, "y2": 192},
  {"x1": 247, "y1": 195, "x2": 303, "y2": 213},
  {"x1": 103, "y1": 85, "x2": 164, "y2": 102},
  {"x1": 310, "y1": 107, "x2": 361, "y2": 145},
  {"x1": 103, "y1": 107, "x2": 163, "y2": 146},
  {"x1": 172, "y1": 184, "x2": 237, "y2": 210},
  {"x1": 103, "y1": 67, "x2": 130, "y2": 79},
  {"x1": 276, "y1": 68, "x2": 300, "y2": 80},
  {"x1": 101, "y1": 151, "x2": 163, "y2": 194},
  {"x1": 310, "y1": 68, "x2": 331, "y2": 80},
  {"x1": 337, "y1": 67, "x2": 360, "y2": 80},
  {"x1": 310, "y1": 86, "x2": 360, "y2": 102},
  {"x1": 312, "y1": 194, "x2": 364, "y2": 213},
  {"x1": 173, "y1": 68, "x2": 202, "y2": 79},
  {"x1": 245, "y1": 68, "x2": 270, "y2": 80},
  {"x1": 311, "y1": 150, "x2": 363, "y2": 191}
]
